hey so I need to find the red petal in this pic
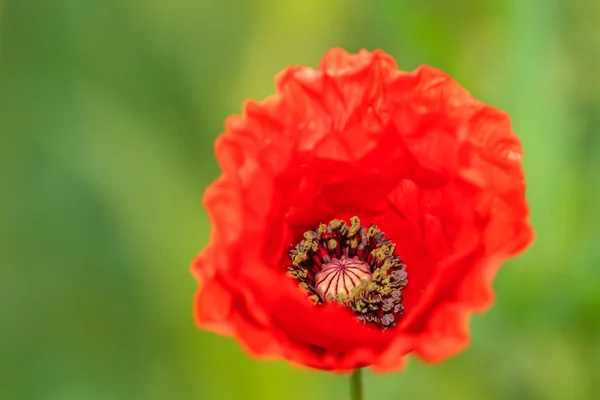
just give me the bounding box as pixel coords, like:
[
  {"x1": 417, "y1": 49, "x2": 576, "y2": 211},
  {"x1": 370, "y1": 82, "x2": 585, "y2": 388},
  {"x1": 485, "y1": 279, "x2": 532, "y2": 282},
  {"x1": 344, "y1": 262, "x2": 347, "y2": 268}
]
[{"x1": 191, "y1": 48, "x2": 534, "y2": 371}]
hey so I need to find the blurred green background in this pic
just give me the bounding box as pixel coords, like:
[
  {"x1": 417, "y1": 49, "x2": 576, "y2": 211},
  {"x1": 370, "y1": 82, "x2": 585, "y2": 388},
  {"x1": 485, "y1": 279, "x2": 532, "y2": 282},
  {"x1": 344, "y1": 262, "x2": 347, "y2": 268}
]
[{"x1": 1, "y1": 0, "x2": 599, "y2": 399}]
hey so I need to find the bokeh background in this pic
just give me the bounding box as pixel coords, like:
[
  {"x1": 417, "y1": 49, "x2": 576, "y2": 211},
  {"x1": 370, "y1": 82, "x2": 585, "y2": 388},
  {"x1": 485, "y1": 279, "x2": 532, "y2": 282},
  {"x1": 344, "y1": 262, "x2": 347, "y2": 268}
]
[{"x1": 1, "y1": 0, "x2": 599, "y2": 399}]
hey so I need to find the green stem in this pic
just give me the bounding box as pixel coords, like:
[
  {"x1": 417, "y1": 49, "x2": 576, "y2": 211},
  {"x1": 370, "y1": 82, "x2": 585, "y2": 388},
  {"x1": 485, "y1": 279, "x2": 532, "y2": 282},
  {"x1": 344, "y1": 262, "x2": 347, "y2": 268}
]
[{"x1": 350, "y1": 368, "x2": 364, "y2": 400}]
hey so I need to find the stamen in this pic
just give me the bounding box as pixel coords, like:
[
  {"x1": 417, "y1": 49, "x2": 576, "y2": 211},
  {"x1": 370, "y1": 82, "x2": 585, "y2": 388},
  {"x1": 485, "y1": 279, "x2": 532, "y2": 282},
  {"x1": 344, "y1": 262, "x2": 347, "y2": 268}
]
[{"x1": 287, "y1": 216, "x2": 408, "y2": 329}]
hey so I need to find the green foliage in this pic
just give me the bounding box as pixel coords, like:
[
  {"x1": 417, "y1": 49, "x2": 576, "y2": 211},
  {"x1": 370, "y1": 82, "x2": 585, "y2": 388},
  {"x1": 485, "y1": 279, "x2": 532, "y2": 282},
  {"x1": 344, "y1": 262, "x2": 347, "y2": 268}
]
[{"x1": 1, "y1": 0, "x2": 599, "y2": 399}]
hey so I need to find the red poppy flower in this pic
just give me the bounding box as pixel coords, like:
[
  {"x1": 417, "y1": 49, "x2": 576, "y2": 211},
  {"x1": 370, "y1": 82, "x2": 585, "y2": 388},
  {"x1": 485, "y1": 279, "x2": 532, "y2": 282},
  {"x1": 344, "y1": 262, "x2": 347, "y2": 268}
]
[{"x1": 191, "y1": 48, "x2": 533, "y2": 371}]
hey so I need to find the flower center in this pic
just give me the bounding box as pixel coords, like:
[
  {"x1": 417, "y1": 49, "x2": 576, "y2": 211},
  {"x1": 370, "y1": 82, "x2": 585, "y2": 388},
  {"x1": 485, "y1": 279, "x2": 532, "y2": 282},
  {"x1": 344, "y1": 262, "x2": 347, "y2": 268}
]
[
  {"x1": 315, "y1": 257, "x2": 372, "y2": 301},
  {"x1": 287, "y1": 216, "x2": 408, "y2": 329}
]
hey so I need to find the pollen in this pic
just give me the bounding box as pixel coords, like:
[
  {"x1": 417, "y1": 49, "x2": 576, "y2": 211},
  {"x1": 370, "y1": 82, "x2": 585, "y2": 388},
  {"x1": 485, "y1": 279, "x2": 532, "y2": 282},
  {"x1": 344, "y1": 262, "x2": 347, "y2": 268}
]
[{"x1": 287, "y1": 216, "x2": 408, "y2": 329}]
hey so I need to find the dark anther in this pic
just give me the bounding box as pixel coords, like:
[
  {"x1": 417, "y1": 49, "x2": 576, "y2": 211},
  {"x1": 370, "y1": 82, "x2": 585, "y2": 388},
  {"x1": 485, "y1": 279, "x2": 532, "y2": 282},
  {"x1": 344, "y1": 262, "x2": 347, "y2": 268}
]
[{"x1": 287, "y1": 216, "x2": 408, "y2": 329}]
